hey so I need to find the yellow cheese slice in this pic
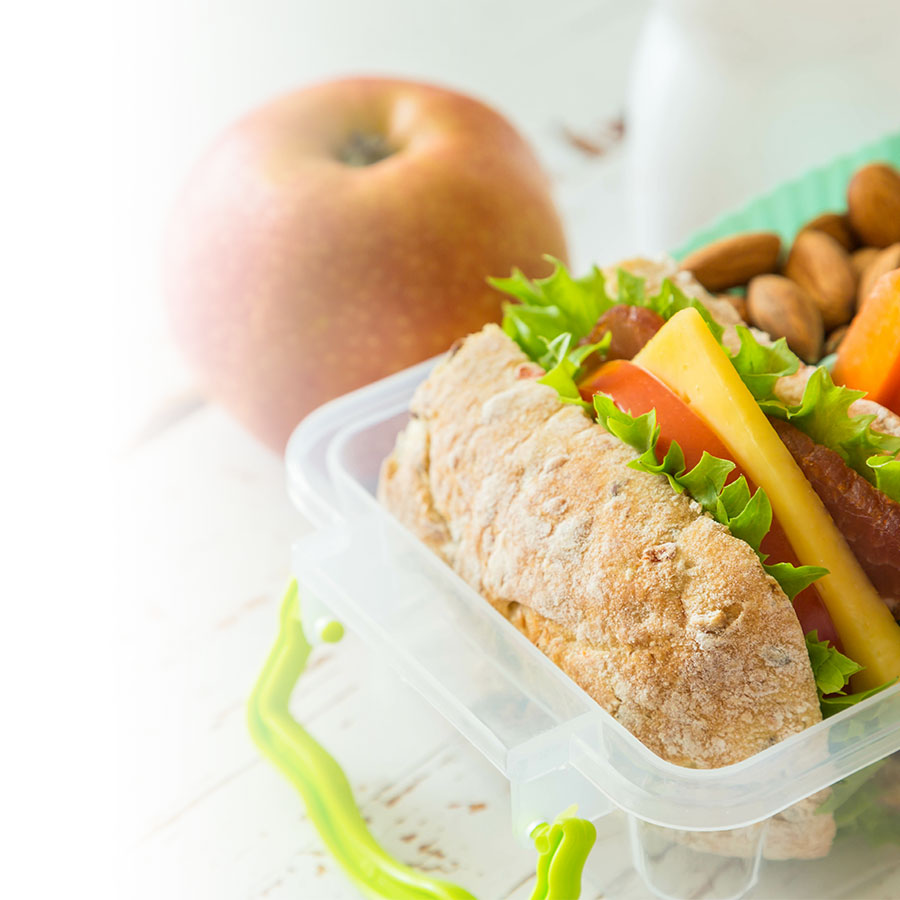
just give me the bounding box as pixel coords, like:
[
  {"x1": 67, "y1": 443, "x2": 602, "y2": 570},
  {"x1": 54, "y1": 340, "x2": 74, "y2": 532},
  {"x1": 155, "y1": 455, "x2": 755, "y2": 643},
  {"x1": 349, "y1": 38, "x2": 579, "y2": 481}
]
[{"x1": 633, "y1": 307, "x2": 900, "y2": 689}]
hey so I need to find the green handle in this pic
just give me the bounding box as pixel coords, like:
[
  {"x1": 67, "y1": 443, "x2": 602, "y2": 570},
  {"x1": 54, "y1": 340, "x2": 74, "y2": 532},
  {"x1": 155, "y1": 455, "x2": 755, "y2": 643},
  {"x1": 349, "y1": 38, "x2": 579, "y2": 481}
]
[
  {"x1": 248, "y1": 582, "x2": 596, "y2": 900},
  {"x1": 530, "y1": 817, "x2": 597, "y2": 900},
  {"x1": 248, "y1": 581, "x2": 476, "y2": 900}
]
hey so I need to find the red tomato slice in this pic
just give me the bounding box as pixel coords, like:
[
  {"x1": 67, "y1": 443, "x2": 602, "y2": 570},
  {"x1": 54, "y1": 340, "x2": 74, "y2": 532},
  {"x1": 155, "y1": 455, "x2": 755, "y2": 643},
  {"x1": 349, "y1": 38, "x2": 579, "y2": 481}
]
[
  {"x1": 578, "y1": 358, "x2": 739, "y2": 475},
  {"x1": 579, "y1": 359, "x2": 842, "y2": 648}
]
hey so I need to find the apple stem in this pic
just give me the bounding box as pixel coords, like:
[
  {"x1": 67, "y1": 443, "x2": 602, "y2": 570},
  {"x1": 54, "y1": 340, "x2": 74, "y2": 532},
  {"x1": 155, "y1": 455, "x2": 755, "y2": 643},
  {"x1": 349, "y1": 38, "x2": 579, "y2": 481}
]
[{"x1": 337, "y1": 131, "x2": 395, "y2": 167}]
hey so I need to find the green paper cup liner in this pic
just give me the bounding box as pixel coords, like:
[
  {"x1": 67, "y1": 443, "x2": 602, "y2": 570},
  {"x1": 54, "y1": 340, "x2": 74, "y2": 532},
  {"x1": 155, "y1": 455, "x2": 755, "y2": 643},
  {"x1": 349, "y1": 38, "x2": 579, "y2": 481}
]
[{"x1": 673, "y1": 131, "x2": 900, "y2": 260}]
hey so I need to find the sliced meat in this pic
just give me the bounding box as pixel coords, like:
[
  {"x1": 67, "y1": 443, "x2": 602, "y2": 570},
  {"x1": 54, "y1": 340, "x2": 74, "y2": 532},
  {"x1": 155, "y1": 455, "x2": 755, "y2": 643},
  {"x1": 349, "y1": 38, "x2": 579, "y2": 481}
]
[
  {"x1": 581, "y1": 305, "x2": 665, "y2": 366},
  {"x1": 771, "y1": 418, "x2": 900, "y2": 617}
]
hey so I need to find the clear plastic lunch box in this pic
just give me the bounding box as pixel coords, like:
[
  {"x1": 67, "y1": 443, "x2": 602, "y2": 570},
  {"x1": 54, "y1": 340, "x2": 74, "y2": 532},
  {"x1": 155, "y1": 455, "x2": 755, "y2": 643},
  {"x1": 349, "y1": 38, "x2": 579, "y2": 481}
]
[
  {"x1": 283, "y1": 131, "x2": 900, "y2": 899},
  {"x1": 285, "y1": 357, "x2": 900, "y2": 900}
]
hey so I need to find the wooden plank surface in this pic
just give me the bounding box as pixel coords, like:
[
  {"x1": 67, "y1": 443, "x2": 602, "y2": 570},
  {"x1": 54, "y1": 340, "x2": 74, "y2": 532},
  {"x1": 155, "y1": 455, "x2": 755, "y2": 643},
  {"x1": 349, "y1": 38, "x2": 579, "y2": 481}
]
[
  {"x1": 116, "y1": 402, "x2": 900, "y2": 900},
  {"x1": 116, "y1": 406, "x2": 545, "y2": 900}
]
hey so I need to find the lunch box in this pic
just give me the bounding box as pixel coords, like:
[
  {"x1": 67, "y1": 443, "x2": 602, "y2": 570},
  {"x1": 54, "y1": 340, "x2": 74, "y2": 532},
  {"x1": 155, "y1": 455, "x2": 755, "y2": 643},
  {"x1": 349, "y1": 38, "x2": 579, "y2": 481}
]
[{"x1": 263, "y1": 131, "x2": 900, "y2": 899}]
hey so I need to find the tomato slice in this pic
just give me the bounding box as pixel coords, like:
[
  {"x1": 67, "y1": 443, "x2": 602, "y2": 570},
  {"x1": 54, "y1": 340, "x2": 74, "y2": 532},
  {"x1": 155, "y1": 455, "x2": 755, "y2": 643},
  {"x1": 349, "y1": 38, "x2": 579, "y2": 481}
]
[
  {"x1": 578, "y1": 359, "x2": 739, "y2": 475},
  {"x1": 579, "y1": 359, "x2": 842, "y2": 647}
]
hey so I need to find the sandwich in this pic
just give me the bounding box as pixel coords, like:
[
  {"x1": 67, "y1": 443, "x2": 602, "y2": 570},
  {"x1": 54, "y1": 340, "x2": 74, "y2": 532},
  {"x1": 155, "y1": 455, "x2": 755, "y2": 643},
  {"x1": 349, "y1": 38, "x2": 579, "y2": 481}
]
[{"x1": 377, "y1": 257, "x2": 900, "y2": 858}]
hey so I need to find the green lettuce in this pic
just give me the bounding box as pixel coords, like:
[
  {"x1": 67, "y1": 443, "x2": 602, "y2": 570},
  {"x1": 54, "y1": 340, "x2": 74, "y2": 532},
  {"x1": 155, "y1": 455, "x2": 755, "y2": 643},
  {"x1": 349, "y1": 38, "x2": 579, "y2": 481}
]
[
  {"x1": 534, "y1": 332, "x2": 609, "y2": 411},
  {"x1": 493, "y1": 257, "x2": 723, "y2": 352},
  {"x1": 817, "y1": 760, "x2": 900, "y2": 845},
  {"x1": 728, "y1": 327, "x2": 800, "y2": 398},
  {"x1": 817, "y1": 760, "x2": 900, "y2": 846},
  {"x1": 868, "y1": 454, "x2": 900, "y2": 498},
  {"x1": 728, "y1": 327, "x2": 900, "y2": 502},
  {"x1": 495, "y1": 261, "x2": 614, "y2": 356},
  {"x1": 805, "y1": 630, "x2": 864, "y2": 697},
  {"x1": 805, "y1": 631, "x2": 896, "y2": 717}
]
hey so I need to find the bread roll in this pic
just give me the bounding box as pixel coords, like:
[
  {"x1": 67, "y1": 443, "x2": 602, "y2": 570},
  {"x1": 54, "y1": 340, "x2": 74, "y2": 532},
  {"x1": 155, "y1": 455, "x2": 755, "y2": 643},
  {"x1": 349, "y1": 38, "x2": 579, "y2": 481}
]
[{"x1": 378, "y1": 321, "x2": 835, "y2": 858}]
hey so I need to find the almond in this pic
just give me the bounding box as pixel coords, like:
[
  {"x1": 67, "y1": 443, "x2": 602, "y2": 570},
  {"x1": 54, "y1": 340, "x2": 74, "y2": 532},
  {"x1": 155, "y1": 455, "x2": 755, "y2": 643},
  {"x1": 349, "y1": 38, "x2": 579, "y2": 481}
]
[
  {"x1": 783, "y1": 230, "x2": 856, "y2": 330},
  {"x1": 850, "y1": 246, "x2": 880, "y2": 280},
  {"x1": 824, "y1": 325, "x2": 849, "y2": 356},
  {"x1": 800, "y1": 211, "x2": 857, "y2": 251},
  {"x1": 847, "y1": 162, "x2": 900, "y2": 248},
  {"x1": 680, "y1": 232, "x2": 781, "y2": 292},
  {"x1": 746, "y1": 274, "x2": 824, "y2": 363},
  {"x1": 857, "y1": 242, "x2": 900, "y2": 310}
]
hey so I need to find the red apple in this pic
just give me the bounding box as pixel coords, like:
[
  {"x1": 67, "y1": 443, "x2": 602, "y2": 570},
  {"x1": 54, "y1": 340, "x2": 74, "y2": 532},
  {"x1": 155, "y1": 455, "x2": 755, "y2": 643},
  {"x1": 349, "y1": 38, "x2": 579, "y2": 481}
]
[{"x1": 165, "y1": 77, "x2": 568, "y2": 451}]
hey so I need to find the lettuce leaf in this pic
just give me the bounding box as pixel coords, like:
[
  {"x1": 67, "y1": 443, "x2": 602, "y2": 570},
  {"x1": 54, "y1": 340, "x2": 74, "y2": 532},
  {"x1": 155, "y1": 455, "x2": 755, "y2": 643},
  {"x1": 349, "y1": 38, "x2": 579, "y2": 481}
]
[
  {"x1": 593, "y1": 393, "x2": 827, "y2": 599},
  {"x1": 616, "y1": 268, "x2": 646, "y2": 306},
  {"x1": 728, "y1": 330, "x2": 900, "y2": 502},
  {"x1": 868, "y1": 454, "x2": 900, "y2": 498},
  {"x1": 818, "y1": 762, "x2": 886, "y2": 817},
  {"x1": 536, "y1": 332, "x2": 575, "y2": 371},
  {"x1": 817, "y1": 760, "x2": 900, "y2": 846},
  {"x1": 494, "y1": 259, "x2": 723, "y2": 352},
  {"x1": 770, "y1": 369, "x2": 874, "y2": 449},
  {"x1": 729, "y1": 327, "x2": 799, "y2": 399},
  {"x1": 714, "y1": 476, "x2": 768, "y2": 546},
  {"x1": 805, "y1": 631, "x2": 896, "y2": 718},
  {"x1": 592, "y1": 395, "x2": 658, "y2": 455},
  {"x1": 501, "y1": 304, "x2": 571, "y2": 361},
  {"x1": 805, "y1": 630, "x2": 864, "y2": 696},
  {"x1": 763, "y1": 562, "x2": 829, "y2": 602},
  {"x1": 494, "y1": 259, "x2": 615, "y2": 349},
  {"x1": 819, "y1": 685, "x2": 897, "y2": 717},
  {"x1": 680, "y1": 452, "x2": 735, "y2": 512},
  {"x1": 535, "y1": 332, "x2": 609, "y2": 411},
  {"x1": 642, "y1": 277, "x2": 725, "y2": 344}
]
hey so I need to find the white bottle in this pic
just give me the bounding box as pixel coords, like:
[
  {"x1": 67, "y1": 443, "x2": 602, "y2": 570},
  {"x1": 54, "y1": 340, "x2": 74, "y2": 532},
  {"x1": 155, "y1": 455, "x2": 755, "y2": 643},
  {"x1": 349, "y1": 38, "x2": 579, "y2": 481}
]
[{"x1": 626, "y1": 0, "x2": 900, "y2": 254}]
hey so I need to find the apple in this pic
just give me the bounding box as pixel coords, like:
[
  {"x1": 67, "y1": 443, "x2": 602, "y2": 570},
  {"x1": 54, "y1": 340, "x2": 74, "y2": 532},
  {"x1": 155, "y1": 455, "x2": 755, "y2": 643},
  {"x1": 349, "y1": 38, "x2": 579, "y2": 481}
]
[{"x1": 165, "y1": 77, "x2": 568, "y2": 452}]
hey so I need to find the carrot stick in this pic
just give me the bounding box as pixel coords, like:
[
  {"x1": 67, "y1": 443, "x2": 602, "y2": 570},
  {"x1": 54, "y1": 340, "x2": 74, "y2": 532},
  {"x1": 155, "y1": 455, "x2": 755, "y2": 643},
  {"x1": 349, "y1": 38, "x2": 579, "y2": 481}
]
[{"x1": 832, "y1": 268, "x2": 900, "y2": 414}]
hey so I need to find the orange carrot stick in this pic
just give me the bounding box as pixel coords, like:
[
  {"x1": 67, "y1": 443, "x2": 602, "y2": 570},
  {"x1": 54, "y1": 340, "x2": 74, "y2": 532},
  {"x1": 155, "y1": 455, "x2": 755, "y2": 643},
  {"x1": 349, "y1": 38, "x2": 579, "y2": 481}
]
[{"x1": 832, "y1": 268, "x2": 900, "y2": 415}]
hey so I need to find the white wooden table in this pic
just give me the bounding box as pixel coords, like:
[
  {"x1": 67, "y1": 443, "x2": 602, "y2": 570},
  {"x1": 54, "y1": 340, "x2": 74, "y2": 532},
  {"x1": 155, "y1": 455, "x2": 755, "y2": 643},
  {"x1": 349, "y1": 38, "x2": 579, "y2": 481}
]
[{"x1": 112, "y1": 5, "x2": 900, "y2": 898}]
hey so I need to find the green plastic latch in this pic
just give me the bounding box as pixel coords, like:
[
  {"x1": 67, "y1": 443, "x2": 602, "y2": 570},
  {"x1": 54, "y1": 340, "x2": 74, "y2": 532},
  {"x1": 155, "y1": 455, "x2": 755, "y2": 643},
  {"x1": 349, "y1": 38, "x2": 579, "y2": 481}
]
[
  {"x1": 248, "y1": 581, "x2": 475, "y2": 900},
  {"x1": 530, "y1": 811, "x2": 597, "y2": 900},
  {"x1": 248, "y1": 582, "x2": 596, "y2": 900}
]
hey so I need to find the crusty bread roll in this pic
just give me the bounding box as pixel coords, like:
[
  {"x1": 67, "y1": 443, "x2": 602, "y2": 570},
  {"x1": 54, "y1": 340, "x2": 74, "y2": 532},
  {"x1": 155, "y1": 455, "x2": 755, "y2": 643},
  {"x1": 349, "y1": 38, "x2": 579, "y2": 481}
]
[
  {"x1": 378, "y1": 321, "x2": 836, "y2": 858},
  {"x1": 379, "y1": 323, "x2": 821, "y2": 766}
]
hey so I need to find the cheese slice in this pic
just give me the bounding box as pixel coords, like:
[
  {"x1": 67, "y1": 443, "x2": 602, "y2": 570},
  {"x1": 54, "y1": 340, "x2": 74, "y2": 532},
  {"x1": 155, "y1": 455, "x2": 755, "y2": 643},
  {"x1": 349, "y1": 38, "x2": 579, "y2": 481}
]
[{"x1": 633, "y1": 307, "x2": 900, "y2": 689}]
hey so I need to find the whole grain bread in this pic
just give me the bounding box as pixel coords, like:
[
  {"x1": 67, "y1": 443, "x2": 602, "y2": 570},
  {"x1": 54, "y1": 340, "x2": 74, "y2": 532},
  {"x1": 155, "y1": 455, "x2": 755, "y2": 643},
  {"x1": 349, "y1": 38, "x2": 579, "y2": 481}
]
[{"x1": 378, "y1": 324, "x2": 822, "y2": 768}]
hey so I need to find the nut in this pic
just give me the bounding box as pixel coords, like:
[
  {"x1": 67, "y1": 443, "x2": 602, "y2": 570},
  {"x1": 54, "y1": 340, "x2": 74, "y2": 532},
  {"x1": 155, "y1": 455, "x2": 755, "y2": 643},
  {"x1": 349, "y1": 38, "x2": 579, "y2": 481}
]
[
  {"x1": 858, "y1": 243, "x2": 900, "y2": 310},
  {"x1": 850, "y1": 246, "x2": 880, "y2": 280},
  {"x1": 746, "y1": 274, "x2": 824, "y2": 363},
  {"x1": 800, "y1": 212, "x2": 857, "y2": 251},
  {"x1": 847, "y1": 162, "x2": 900, "y2": 248},
  {"x1": 783, "y1": 230, "x2": 856, "y2": 330},
  {"x1": 824, "y1": 325, "x2": 849, "y2": 356},
  {"x1": 680, "y1": 232, "x2": 781, "y2": 292},
  {"x1": 716, "y1": 292, "x2": 748, "y2": 321}
]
